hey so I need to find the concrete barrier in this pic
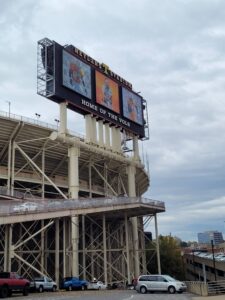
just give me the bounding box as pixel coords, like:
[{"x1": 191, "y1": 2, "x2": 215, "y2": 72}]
[{"x1": 186, "y1": 281, "x2": 208, "y2": 296}]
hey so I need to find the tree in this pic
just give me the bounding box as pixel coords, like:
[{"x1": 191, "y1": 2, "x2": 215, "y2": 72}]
[{"x1": 146, "y1": 235, "x2": 185, "y2": 280}]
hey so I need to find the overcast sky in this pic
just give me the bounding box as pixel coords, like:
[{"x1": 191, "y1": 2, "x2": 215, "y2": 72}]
[{"x1": 1, "y1": 0, "x2": 225, "y2": 242}]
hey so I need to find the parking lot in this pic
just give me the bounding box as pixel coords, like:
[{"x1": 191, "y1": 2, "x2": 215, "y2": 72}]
[{"x1": 11, "y1": 290, "x2": 194, "y2": 300}]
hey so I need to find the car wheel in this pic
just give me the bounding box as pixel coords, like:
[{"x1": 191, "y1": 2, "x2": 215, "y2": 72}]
[
  {"x1": 68, "y1": 285, "x2": 72, "y2": 291},
  {"x1": 23, "y1": 285, "x2": 29, "y2": 296},
  {"x1": 0, "y1": 286, "x2": 9, "y2": 298},
  {"x1": 38, "y1": 285, "x2": 43, "y2": 293},
  {"x1": 52, "y1": 285, "x2": 57, "y2": 292},
  {"x1": 168, "y1": 286, "x2": 176, "y2": 294},
  {"x1": 140, "y1": 286, "x2": 147, "y2": 294}
]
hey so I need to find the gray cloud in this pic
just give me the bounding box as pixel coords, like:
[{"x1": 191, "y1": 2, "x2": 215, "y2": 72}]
[{"x1": 0, "y1": 0, "x2": 225, "y2": 241}]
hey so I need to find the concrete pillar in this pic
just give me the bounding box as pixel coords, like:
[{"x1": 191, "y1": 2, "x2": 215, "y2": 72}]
[
  {"x1": 59, "y1": 102, "x2": 67, "y2": 135},
  {"x1": 89, "y1": 162, "x2": 92, "y2": 197},
  {"x1": 133, "y1": 136, "x2": 140, "y2": 161},
  {"x1": 4, "y1": 224, "x2": 12, "y2": 271},
  {"x1": 154, "y1": 214, "x2": 161, "y2": 274},
  {"x1": 42, "y1": 149, "x2": 45, "y2": 199},
  {"x1": 41, "y1": 220, "x2": 45, "y2": 273},
  {"x1": 104, "y1": 123, "x2": 110, "y2": 149},
  {"x1": 11, "y1": 142, "x2": 15, "y2": 196},
  {"x1": 127, "y1": 165, "x2": 140, "y2": 278},
  {"x1": 63, "y1": 218, "x2": 70, "y2": 278},
  {"x1": 7, "y1": 141, "x2": 11, "y2": 195},
  {"x1": 68, "y1": 146, "x2": 80, "y2": 277},
  {"x1": 125, "y1": 213, "x2": 131, "y2": 284},
  {"x1": 115, "y1": 128, "x2": 121, "y2": 153},
  {"x1": 55, "y1": 219, "x2": 60, "y2": 285},
  {"x1": 85, "y1": 114, "x2": 92, "y2": 143},
  {"x1": 111, "y1": 126, "x2": 117, "y2": 152},
  {"x1": 103, "y1": 215, "x2": 108, "y2": 285},
  {"x1": 98, "y1": 120, "x2": 104, "y2": 147},
  {"x1": 82, "y1": 215, "x2": 86, "y2": 279},
  {"x1": 91, "y1": 118, "x2": 97, "y2": 143}
]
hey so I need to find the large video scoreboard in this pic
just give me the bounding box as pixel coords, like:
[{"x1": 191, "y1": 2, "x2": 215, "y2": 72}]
[{"x1": 38, "y1": 39, "x2": 146, "y2": 138}]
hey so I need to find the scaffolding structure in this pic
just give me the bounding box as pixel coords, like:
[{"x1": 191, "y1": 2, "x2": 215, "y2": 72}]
[{"x1": 0, "y1": 109, "x2": 165, "y2": 286}]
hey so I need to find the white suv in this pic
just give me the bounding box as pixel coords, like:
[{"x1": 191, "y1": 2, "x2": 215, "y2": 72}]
[{"x1": 135, "y1": 274, "x2": 187, "y2": 294}]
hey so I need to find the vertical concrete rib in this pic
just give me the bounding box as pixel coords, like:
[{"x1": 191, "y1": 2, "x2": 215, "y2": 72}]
[
  {"x1": 154, "y1": 213, "x2": 161, "y2": 274},
  {"x1": 7, "y1": 141, "x2": 11, "y2": 195},
  {"x1": 68, "y1": 146, "x2": 80, "y2": 277},
  {"x1": 104, "y1": 123, "x2": 110, "y2": 149},
  {"x1": 127, "y1": 164, "x2": 140, "y2": 278},
  {"x1": 98, "y1": 120, "x2": 104, "y2": 147},
  {"x1": 59, "y1": 102, "x2": 68, "y2": 135},
  {"x1": 103, "y1": 214, "x2": 108, "y2": 285},
  {"x1": 55, "y1": 219, "x2": 59, "y2": 286},
  {"x1": 125, "y1": 213, "x2": 131, "y2": 284}
]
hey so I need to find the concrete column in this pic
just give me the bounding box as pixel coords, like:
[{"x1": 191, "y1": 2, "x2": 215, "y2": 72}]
[
  {"x1": 41, "y1": 220, "x2": 45, "y2": 273},
  {"x1": 63, "y1": 218, "x2": 70, "y2": 277},
  {"x1": 68, "y1": 147, "x2": 79, "y2": 198},
  {"x1": 127, "y1": 165, "x2": 140, "y2": 278},
  {"x1": 125, "y1": 213, "x2": 131, "y2": 284},
  {"x1": 68, "y1": 146, "x2": 80, "y2": 277},
  {"x1": 90, "y1": 223, "x2": 94, "y2": 279},
  {"x1": 111, "y1": 126, "x2": 117, "y2": 152},
  {"x1": 82, "y1": 215, "x2": 86, "y2": 280},
  {"x1": 154, "y1": 214, "x2": 161, "y2": 274},
  {"x1": 91, "y1": 118, "x2": 97, "y2": 143},
  {"x1": 133, "y1": 136, "x2": 140, "y2": 161},
  {"x1": 55, "y1": 219, "x2": 60, "y2": 285},
  {"x1": 85, "y1": 114, "x2": 92, "y2": 143},
  {"x1": 11, "y1": 142, "x2": 15, "y2": 196},
  {"x1": 89, "y1": 162, "x2": 92, "y2": 197},
  {"x1": 4, "y1": 224, "x2": 12, "y2": 271},
  {"x1": 59, "y1": 102, "x2": 67, "y2": 135},
  {"x1": 104, "y1": 123, "x2": 110, "y2": 149},
  {"x1": 103, "y1": 215, "x2": 108, "y2": 285},
  {"x1": 42, "y1": 149, "x2": 45, "y2": 199},
  {"x1": 98, "y1": 120, "x2": 104, "y2": 147},
  {"x1": 115, "y1": 128, "x2": 121, "y2": 153},
  {"x1": 7, "y1": 141, "x2": 11, "y2": 195}
]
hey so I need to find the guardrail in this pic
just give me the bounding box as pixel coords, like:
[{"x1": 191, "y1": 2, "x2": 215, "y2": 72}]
[
  {"x1": 0, "y1": 110, "x2": 84, "y2": 139},
  {"x1": 0, "y1": 192, "x2": 165, "y2": 216}
]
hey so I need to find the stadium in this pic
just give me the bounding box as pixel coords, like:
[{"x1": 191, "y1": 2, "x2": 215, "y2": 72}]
[{"x1": 0, "y1": 38, "x2": 165, "y2": 286}]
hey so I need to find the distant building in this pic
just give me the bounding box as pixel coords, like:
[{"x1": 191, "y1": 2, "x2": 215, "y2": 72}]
[{"x1": 198, "y1": 231, "x2": 223, "y2": 245}]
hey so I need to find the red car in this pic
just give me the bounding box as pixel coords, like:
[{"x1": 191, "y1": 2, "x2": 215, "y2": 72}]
[{"x1": 0, "y1": 272, "x2": 30, "y2": 298}]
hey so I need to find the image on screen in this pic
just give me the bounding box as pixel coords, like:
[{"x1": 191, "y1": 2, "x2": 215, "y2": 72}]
[
  {"x1": 122, "y1": 88, "x2": 143, "y2": 125},
  {"x1": 62, "y1": 50, "x2": 92, "y2": 99},
  {"x1": 95, "y1": 71, "x2": 120, "y2": 113}
]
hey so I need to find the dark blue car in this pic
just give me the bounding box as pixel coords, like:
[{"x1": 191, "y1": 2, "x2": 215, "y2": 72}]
[{"x1": 62, "y1": 277, "x2": 88, "y2": 291}]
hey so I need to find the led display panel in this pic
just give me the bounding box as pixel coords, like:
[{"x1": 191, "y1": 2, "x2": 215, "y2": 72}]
[
  {"x1": 62, "y1": 50, "x2": 92, "y2": 99},
  {"x1": 122, "y1": 88, "x2": 143, "y2": 125},
  {"x1": 95, "y1": 71, "x2": 120, "y2": 113}
]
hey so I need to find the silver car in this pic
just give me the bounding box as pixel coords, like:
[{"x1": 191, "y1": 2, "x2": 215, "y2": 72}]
[{"x1": 136, "y1": 274, "x2": 187, "y2": 294}]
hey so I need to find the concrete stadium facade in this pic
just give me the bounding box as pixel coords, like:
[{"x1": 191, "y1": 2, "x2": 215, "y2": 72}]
[{"x1": 0, "y1": 107, "x2": 165, "y2": 286}]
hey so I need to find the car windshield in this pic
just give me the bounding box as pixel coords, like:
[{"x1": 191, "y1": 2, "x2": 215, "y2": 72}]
[
  {"x1": 64, "y1": 277, "x2": 72, "y2": 281},
  {"x1": 163, "y1": 275, "x2": 176, "y2": 282}
]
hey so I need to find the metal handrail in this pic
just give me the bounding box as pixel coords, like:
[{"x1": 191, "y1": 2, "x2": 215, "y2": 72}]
[{"x1": 0, "y1": 110, "x2": 84, "y2": 139}]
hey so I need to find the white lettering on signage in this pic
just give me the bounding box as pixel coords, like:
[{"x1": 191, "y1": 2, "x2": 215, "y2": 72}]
[
  {"x1": 81, "y1": 99, "x2": 131, "y2": 128},
  {"x1": 107, "y1": 112, "x2": 118, "y2": 121},
  {"x1": 100, "y1": 108, "x2": 106, "y2": 115},
  {"x1": 81, "y1": 99, "x2": 98, "y2": 111},
  {"x1": 119, "y1": 118, "x2": 130, "y2": 127}
]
